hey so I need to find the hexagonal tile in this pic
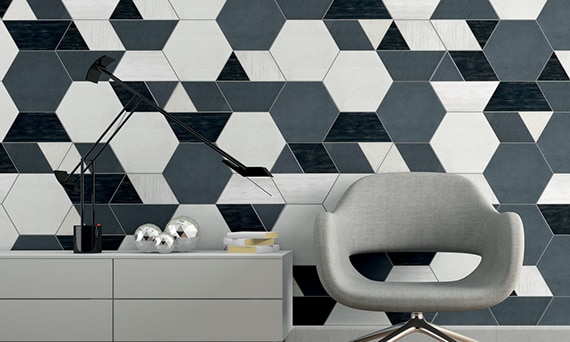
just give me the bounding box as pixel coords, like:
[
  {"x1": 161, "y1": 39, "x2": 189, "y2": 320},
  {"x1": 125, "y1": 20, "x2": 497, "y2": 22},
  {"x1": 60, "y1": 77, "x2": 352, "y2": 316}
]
[
  {"x1": 537, "y1": 0, "x2": 570, "y2": 50},
  {"x1": 110, "y1": 112, "x2": 178, "y2": 173},
  {"x1": 3, "y1": 174, "x2": 73, "y2": 234},
  {"x1": 377, "y1": 82, "x2": 446, "y2": 143},
  {"x1": 484, "y1": 144, "x2": 552, "y2": 203},
  {"x1": 0, "y1": 22, "x2": 18, "y2": 79},
  {"x1": 537, "y1": 236, "x2": 570, "y2": 295},
  {"x1": 270, "y1": 20, "x2": 339, "y2": 81},
  {"x1": 324, "y1": 51, "x2": 392, "y2": 112},
  {"x1": 537, "y1": 113, "x2": 570, "y2": 173},
  {"x1": 56, "y1": 82, "x2": 125, "y2": 143},
  {"x1": 3, "y1": 51, "x2": 71, "y2": 112},
  {"x1": 431, "y1": 113, "x2": 499, "y2": 173},
  {"x1": 217, "y1": 0, "x2": 285, "y2": 50},
  {"x1": 113, "y1": 51, "x2": 177, "y2": 81},
  {"x1": 484, "y1": 21, "x2": 552, "y2": 81},
  {"x1": 163, "y1": 20, "x2": 231, "y2": 81}
]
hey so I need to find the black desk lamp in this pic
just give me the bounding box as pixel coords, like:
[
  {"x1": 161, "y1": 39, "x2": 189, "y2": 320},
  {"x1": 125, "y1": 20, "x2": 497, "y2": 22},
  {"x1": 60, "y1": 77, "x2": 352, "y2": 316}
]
[{"x1": 55, "y1": 55, "x2": 272, "y2": 253}]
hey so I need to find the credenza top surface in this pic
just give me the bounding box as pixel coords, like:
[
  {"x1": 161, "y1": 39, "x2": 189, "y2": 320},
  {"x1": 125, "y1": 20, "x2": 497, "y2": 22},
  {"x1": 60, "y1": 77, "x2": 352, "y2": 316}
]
[{"x1": 0, "y1": 250, "x2": 291, "y2": 259}]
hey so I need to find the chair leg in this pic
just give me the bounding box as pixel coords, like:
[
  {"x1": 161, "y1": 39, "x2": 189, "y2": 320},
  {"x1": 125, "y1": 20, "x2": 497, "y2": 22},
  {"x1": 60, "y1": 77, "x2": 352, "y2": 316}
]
[{"x1": 350, "y1": 322, "x2": 407, "y2": 342}]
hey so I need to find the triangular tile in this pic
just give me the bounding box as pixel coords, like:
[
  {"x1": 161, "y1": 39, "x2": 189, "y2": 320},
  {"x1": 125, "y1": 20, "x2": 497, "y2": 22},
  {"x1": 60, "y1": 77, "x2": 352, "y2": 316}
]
[
  {"x1": 377, "y1": 143, "x2": 409, "y2": 172},
  {"x1": 146, "y1": 81, "x2": 178, "y2": 108},
  {"x1": 377, "y1": 21, "x2": 409, "y2": 50},
  {"x1": 325, "y1": 0, "x2": 391, "y2": 19},
  {"x1": 110, "y1": 0, "x2": 142, "y2": 19},
  {"x1": 0, "y1": 144, "x2": 17, "y2": 173},
  {"x1": 519, "y1": 112, "x2": 553, "y2": 141},
  {"x1": 539, "y1": 52, "x2": 570, "y2": 81},
  {"x1": 2, "y1": 0, "x2": 35, "y2": 20},
  {"x1": 293, "y1": 265, "x2": 328, "y2": 296},
  {"x1": 539, "y1": 204, "x2": 570, "y2": 234},
  {"x1": 324, "y1": 143, "x2": 373, "y2": 173},
  {"x1": 253, "y1": 204, "x2": 285, "y2": 231},
  {"x1": 163, "y1": 83, "x2": 197, "y2": 112},
  {"x1": 38, "y1": 142, "x2": 72, "y2": 170},
  {"x1": 110, "y1": 81, "x2": 157, "y2": 111},
  {"x1": 57, "y1": 22, "x2": 89, "y2": 50},
  {"x1": 293, "y1": 297, "x2": 337, "y2": 325},
  {"x1": 466, "y1": 20, "x2": 498, "y2": 48},
  {"x1": 0, "y1": 0, "x2": 12, "y2": 18},
  {"x1": 431, "y1": 52, "x2": 464, "y2": 81},
  {"x1": 217, "y1": 52, "x2": 249, "y2": 81},
  {"x1": 359, "y1": 142, "x2": 392, "y2": 172},
  {"x1": 358, "y1": 19, "x2": 391, "y2": 49},
  {"x1": 383, "y1": 0, "x2": 439, "y2": 19},
  {"x1": 27, "y1": 0, "x2": 70, "y2": 19},
  {"x1": 271, "y1": 146, "x2": 303, "y2": 173},
  {"x1": 111, "y1": 175, "x2": 143, "y2": 204}
]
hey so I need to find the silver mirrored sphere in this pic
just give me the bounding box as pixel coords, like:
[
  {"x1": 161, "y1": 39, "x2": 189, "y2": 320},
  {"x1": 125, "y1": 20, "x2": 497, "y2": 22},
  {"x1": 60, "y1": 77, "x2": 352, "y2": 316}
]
[
  {"x1": 165, "y1": 216, "x2": 200, "y2": 252},
  {"x1": 133, "y1": 224, "x2": 162, "y2": 252},
  {"x1": 154, "y1": 232, "x2": 175, "y2": 254}
]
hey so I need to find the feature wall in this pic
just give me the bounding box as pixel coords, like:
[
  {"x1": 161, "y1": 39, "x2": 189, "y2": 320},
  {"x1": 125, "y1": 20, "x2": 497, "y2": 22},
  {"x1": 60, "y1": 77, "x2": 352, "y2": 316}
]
[{"x1": 0, "y1": 0, "x2": 569, "y2": 327}]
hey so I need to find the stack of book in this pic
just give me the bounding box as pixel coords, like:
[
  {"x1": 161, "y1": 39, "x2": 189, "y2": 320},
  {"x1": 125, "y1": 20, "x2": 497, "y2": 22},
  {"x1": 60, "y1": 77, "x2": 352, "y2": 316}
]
[{"x1": 224, "y1": 231, "x2": 280, "y2": 253}]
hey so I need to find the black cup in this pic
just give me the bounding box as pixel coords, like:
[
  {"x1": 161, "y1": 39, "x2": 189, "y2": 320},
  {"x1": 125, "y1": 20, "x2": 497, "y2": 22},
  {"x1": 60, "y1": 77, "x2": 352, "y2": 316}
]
[{"x1": 73, "y1": 224, "x2": 102, "y2": 253}]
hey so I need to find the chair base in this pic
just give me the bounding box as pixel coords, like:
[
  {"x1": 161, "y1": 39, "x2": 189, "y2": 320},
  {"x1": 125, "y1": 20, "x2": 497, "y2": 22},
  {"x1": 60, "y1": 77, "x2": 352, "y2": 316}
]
[{"x1": 350, "y1": 313, "x2": 477, "y2": 342}]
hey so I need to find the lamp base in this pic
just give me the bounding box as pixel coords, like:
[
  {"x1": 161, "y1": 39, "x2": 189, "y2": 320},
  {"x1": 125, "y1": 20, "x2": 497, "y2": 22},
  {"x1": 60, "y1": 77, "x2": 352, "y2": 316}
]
[{"x1": 73, "y1": 224, "x2": 102, "y2": 253}]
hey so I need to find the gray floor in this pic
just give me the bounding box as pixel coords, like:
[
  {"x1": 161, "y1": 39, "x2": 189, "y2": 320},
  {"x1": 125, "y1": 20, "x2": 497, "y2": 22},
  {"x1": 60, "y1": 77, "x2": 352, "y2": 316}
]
[{"x1": 287, "y1": 326, "x2": 570, "y2": 341}]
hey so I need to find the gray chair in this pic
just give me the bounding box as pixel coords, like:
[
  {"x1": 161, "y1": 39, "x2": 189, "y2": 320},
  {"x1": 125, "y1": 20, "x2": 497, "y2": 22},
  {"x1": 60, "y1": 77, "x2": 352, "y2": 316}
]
[{"x1": 314, "y1": 173, "x2": 524, "y2": 342}]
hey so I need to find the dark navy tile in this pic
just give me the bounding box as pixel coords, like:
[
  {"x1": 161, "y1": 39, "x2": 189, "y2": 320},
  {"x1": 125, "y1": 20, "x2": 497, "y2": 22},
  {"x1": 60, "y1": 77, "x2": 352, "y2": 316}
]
[
  {"x1": 431, "y1": 53, "x2": 463, "y2": 81},
  {"x1": 449, "y1": 51, "x2": 497, "y2": 81},
  {"x1": 466, "y1": 20, "x2": 498, "y2": 49},
  {"x1": 539, "y1": 53, "x2": 569, "y2": 81},
  {"x1": 293, "y1": 266, "x2": 328, "y2": 296},
  {"x1": 163, "y1": 144, "x2": 232, "y2": 204},
  {"x1": 111, "y1": 176, "x2": 142, "y2": 204},
  {"x1": 433, "y1": 309, "x2": 498, "y2": 325},
  {"x1": 538, "y1": 82, "x2": 570, "y2": 111},
  {"x1": 166, "y1": 113, "x2": 231, "y2": 143},
  {"x1": 271, "y1": 146, "x2": 303, "y2": 174},
  {"x1": 217, "y1": 82, "x2": 284, "y2": 112},
  {"x1": 377, "y1": 21, "x2": 409, "y2": 50},
  {"x1": 64, "y1": 174, "x2": 124, "y2": 204},
  {"x1": 12, "y1": 235, "x2": 62, "y2": 251},
  {"x1": 216, "y1": 204, "x2": 265, "y2": 232},
  {"x1": 388, "y1": 252, "x2": 436, "y2": 266},
  {"x1": 182, "y1": 82, "x2": 231, "y2": 112},
  {"x1": 56, "y1": 22, "x2": 89, "y2": 50},
  {"x1": 325, "y1": 112, "x2": 390, "y2": 142},
  {"x1": 377, "y1": 82, "x2": 446, "y2": 143},
  {"x1": 146, "y1": 81, "x2": 178, "y2": 108},
  {"x1": 73, "y1": 204, "x2": 125, "y2": 234},
  {"x1": 538, "y1": 205, "x2": 570, "y2": 234},
  {"x1": 379, "y1": 51, "x2": 445, "y2": 81},
  {"x1": 289, "y1": 143, "x2": 338, "y2": 173},
  {"x1": 484, "y1": 113, "x2": 534, "y2": 142},
  {"x1": 498, "y1": 205, "x2": 553, "y2": 265},
  {"x1": 396, "y1": 144, "x2": 445, "y2": 172},
  {"x1": 0, "y1": 0, "x2": 11, "y2": 18},
  {"x1": 217, "y1": 52, "x2": 249, "y2": 81},
  {"x1": 111, "y1": 20, "x2": 177, "y2": 50},
  {"x1": 28, "y1": 0, "x2": 70, "y2": 19},
  {"x1": 4, "y1": 51, "x2": 72, "y2": 112},
  {"x1": 0, "y1": 144, "x2": 17, "y2": 173},
  {"x1": 431, "y1": 0, "x2": 498, "y2": 19},
  {"x1": 57, "y1": 51, "x2": 124, "y2": 81},
  {"x1": 484, "y1": 82, "x2": 551, "y2": 112},
  {"x1": 537, "y1": 113, "x2": 570, "y2": 172},
  {"x1": 110, "y1": 81, "x2": 157, "y2": 112},
  {"x1": 56, "y1": 235, "x2": 73, "y2": 250},
  {"x1": 217, "y1": 0, "x2": 285, "y2": 50},
  {"x1": 252, "y1": 204, "x2": 284, "y2": 232},
  {"x1": 324, "y1": 20, "x2": 373, "y2": 50},
  {"x1": 76, "y1": 143, "x2": 124, "y2": 173},
  {"x1": 110, "y1": 0, "x2": 143, "y2": 19},
  {"x1": 270, "y1": 82, "x2": 339, "y2": 143},
  {"x1": 110, "y1": 204, "x2": 178, "y2": 235},
  {"x1": 537, "y1": 0, "x2": 570, "y2": 50},
  {"x1": 4, "y1": 113, "x2": 70, "y2": 142},
  {"x1": 3, "y1": 143, "x2": 52, "y2": 173},
  {"x1": 276, "y1": 0, "x2": 333, "y2": 19},
  {"x1": 325, "y1": 0, "x2": 391, "y2": 19},
  {"x1": 324, "y1": 143, "x2": 373, "y2": 173},
  {"x1": 101, "y1": 235, "x2": 125, "y2": 250},
  {"x1": 484, "y1": 144, "x2": 552, "y2": 203},
  {"x1": 5, "y1": 21, "x2": 70, "y2": 50},
  {"x1": 293, "y1": 297, "x2": 336, "y2": 325},
  {"x1": 539, "y1": 298, "x2": 570, "y2": 325},
  {"x1": 349, "y1": 252, "x2": 392, "y2": 281},
  {"x1": 491, "y1": 296, "x2": 551, "y2": 325},
  {"x1": 537, "y1": 236, "x2": 570, "y2": 295}
]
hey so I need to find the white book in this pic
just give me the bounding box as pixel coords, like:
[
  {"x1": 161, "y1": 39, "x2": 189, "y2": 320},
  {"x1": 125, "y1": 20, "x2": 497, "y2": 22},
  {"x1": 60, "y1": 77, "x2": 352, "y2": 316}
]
[
  {"x1": 226, "y1": 231, "x2": 279, "y2": 239},
  {"x1": 223, "y1": 237, "x2": 275, "y2": 246},
  {"x1": 226, "y1": 244, "x2": 280, "y2": 254}
]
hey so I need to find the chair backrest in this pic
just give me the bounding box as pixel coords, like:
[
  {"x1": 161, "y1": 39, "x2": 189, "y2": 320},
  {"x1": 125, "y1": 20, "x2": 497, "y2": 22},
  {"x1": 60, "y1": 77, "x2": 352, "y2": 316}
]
[{"x1": 328, "y1": 173, "x2": 498, "y2": 256}]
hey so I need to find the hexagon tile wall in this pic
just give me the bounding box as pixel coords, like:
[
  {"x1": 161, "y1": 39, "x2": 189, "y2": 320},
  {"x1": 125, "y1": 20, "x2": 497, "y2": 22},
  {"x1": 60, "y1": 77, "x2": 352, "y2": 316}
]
[{"x1": 0, "y1": 0, "x2": 569, "y2": 327}]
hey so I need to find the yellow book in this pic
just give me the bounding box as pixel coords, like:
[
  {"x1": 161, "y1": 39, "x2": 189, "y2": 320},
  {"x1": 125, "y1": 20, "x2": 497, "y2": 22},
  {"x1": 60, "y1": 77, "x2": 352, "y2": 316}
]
[
  {"x1": 226, "y1": 231, "x2": 279, "y2": 239},
  {"x1": 227, "y1": 245, "x2": 280, "y2": 254},
  {"x1": 223, "y1": 237, "x2": 275, "y2": 246}
]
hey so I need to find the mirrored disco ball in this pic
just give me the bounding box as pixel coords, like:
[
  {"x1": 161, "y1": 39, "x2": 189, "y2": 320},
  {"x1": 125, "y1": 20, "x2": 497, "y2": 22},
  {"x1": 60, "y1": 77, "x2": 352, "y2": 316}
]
[
  {"x1": 133, "y1": 223, "x2": 162, "y2": 252},
  {"x1": 154, "y1": 232, "x2": 175, "y2": 254},
  {"x1": 165, "y1": 216, "x2": 200, "y2": 252}
]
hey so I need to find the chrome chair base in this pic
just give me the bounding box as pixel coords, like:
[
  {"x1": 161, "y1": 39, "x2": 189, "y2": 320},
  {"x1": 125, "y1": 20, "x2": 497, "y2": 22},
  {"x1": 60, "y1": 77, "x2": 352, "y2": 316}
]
[{"x1": 350, "y1": 313, "x2": 477, "y2": 342}]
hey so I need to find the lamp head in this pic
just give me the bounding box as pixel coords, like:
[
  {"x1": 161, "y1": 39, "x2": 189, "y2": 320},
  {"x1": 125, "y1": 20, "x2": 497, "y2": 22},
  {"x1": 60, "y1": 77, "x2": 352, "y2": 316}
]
[
  {"x1": 222, "y1": 159, "x2": 272, "y2": 177},
  {"x1": 86, "y1": 55, "x2": 116, "y2": 83}
]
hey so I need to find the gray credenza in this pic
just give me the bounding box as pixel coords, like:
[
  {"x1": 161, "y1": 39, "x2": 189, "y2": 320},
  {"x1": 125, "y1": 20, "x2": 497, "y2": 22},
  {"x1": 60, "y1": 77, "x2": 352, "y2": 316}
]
[{"x1": 0, "y1": 251, "x2": 292, "y2": 342}]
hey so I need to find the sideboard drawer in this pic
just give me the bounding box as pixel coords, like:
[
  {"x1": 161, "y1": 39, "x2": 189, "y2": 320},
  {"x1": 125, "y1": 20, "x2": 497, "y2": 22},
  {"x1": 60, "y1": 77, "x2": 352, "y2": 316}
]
[
  {"x1": 114, "y1": 258, "x2": 284, "y2": 299},
  {"x1": 0, "y1": 259, "x2": 112, "y2": 298}
]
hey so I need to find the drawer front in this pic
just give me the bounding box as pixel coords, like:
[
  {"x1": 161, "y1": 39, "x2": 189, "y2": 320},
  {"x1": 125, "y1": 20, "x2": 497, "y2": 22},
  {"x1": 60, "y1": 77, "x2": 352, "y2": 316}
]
[
  {"x1": 114, "y1": 299, "x2": 285, "y2": 341},
  {"x1": 114, "y1": 258, "x2": 283, "y2": 299},
  {"x1": 0, "y1": 300, "x2": 112, "y2": 341},
  {"x1": 0, "y1": 259, "x2": 112, "y2": 298}
]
